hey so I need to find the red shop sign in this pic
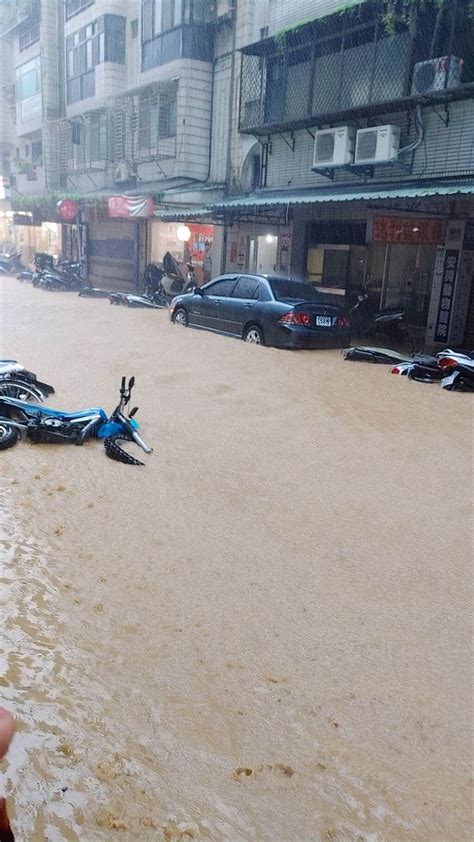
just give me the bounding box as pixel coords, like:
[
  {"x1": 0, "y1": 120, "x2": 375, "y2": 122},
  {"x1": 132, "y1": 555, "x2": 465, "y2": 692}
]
[
  {"x1": 108, "y1": 195, "x2": 155, "y2": 218},
  {"x1": 57, "y1": 199, "x2": 78, "y2": 222},
  {"x1": 373, "y1": 216, "x2": 445, "y2": 244}
]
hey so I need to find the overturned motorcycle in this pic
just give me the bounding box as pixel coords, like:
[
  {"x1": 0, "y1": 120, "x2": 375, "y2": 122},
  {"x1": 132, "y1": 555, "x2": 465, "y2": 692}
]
[
  {"x1": 0, "y1": 376, "x2": 152, "y2": 465},
  {"x1": 0, "y1": 359, "x2": 55, "y2": 402}
]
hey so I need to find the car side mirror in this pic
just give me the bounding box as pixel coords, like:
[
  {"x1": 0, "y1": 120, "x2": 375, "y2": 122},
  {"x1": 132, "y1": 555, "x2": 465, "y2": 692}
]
[{"x1": 195, "y1": 286, "x2": 203, "y2": 295}]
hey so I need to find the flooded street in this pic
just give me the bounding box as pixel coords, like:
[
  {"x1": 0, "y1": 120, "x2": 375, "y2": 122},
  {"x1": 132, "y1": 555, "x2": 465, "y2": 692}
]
[{"x1": 1, "y1": 279, "x2": 472, "y2": 840}]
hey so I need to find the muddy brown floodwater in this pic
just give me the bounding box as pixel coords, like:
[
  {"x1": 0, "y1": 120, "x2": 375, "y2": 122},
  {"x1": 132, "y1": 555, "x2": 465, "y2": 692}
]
[{"x1": 0, "y1": 279, "x2": 472, "y2": 841}]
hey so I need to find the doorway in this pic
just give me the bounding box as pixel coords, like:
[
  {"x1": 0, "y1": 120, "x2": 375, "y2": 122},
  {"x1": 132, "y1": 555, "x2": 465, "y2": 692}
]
[{"x1": 246, "y1": 234, "x2": 278, "y2": 274}]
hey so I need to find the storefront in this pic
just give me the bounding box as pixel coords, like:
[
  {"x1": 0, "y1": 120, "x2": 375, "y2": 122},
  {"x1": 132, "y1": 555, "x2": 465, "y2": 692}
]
[
  {"x1": 224, "y1": 222, "x2": 292, "y2": 276},
  {"x1": 148, "y1": 220, "x2": 215, "y2": 284},
  {"x1": 1, "y1": 210, "x2": 62, "y2": 265}
]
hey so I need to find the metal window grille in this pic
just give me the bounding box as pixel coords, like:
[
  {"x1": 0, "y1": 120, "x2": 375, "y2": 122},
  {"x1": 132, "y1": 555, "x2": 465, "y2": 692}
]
[
  {"x1": 113, "y1": 86, "x2": 177, "y2": 162},
  {"x1": 239, "y1": 22, "x2": 418, "y2": 133}
]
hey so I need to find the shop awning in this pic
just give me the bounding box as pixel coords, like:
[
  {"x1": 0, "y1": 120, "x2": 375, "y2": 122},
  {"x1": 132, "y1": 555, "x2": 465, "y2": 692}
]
[
  {"x1": 209, "y1": 182, "x2": 474, "y2": 209},
  {"x1": 153, "y1": 182, "x2": 474, "y2": 223}
]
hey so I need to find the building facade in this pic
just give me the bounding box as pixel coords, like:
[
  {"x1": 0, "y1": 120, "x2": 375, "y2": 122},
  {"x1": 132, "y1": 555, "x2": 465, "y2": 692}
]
[
  {"x1": 205, "y1": 0, "x2": 474, "y2": 348},
  {"x1": 1, "y1": 0, "x2": 473, "y2": 345}
]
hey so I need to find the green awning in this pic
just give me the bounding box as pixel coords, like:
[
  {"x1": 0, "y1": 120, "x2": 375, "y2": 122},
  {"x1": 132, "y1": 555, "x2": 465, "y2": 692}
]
[
  {"x1": 154, "y1": 182, "x2": 474, "y2": 222},
  {"x1": 209, "y1": 182, "x2": 474, "y2": 210}
]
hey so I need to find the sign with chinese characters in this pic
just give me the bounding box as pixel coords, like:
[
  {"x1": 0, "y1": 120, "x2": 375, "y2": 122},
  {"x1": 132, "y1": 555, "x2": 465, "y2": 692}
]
[
  {"x1": 434, "y1": 249, "x2": 459, "y2": 343},
  {"x1": 108, "y1": 195, "x2": 155, "y2": 218},
  {"x1": 373, "y1": 216, "x2": 445, "y2": 244},
  {"x1": 57, "y1": 199, "x2": 78, "y2": 222}
]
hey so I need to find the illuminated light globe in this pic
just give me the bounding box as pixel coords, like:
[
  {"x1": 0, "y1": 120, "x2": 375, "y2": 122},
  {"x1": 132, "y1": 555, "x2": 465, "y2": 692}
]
[{"x1": 176, "y1": 224, "x2": 192, "y2": 242}]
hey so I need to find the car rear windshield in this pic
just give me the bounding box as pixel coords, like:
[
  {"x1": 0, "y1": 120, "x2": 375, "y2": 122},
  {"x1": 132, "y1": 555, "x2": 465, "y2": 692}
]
[{"x1": 269, "y1": 278, "x2": 324, "y2": 302}]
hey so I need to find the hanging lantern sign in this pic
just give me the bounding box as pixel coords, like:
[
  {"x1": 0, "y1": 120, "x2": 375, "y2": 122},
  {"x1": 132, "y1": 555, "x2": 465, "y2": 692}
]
[
  {"x1": 57, "y1": 199, "x2": 78, "y2": 222},
  {"x1": 176, "y1": 224, "x2": 192, "y2": 242}
]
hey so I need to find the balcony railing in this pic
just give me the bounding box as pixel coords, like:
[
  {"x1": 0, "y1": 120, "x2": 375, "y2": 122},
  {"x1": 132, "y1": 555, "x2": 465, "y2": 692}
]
[{"x1": 239, "y1": 3, "x2": 474, "y2": 134}]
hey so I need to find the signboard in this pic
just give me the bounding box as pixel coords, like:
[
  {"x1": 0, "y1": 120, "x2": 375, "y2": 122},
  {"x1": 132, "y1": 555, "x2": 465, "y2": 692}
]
[
  {"x1": 188, "y1": 224, "x2": 213, "y2": 263},
  {"x1": 434, "y1": 249, "x2": 459, "y2": 343},
  {"x1": 432, "y1": 220, "x2": 466, "y2": 344},
  {"x1": 13, "y1": 213, "x2": 34, "y2": 226},
  {"x1": 57, "y1": 199, "x2": 78, "y2": 222},
  {"x1": 373, "y1": 216, "x2": 445, "y2": 244},
  {"x1": 108, "y1": 195, "x2": 155, "y2": 218}
]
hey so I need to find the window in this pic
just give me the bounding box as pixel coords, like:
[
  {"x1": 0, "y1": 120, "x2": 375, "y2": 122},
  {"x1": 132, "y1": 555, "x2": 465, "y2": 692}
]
[
  {"x1": 205, "y1": 279, "x2": 237, "y2": 297},
  {"x1": 131, "y1": 19, "x2": 138, "y2": 38},
  {"x1": 158, "y1": 91, "x2": 177, "y2": 139},
  {"x1": 31, "y1": 140, "x2": 42, "y2": 164},
  {"x1": 66, "y1": 16, "x2": 125, "y2": 104},
  {"x1": 71, "y1": 111, "x2": 107, "y2": 168},
  {"x1": 15, "y1": 56, "x2": 41, "y2": 123},
  {"x1": 19, "y1": 24, "x2": 40, "y2": 51},
  {"x1": 270, "y1": 278, "x2": 323, "y2": 302},
  {"x1": 136, "y1": 87, "x2": 176, "y2": 155},
  {"x1": 240, "y1": 18, "x2": 413, "y2": 130},
  {"x1": 232, "y1": 276, "x2": 259, "y2": 299},
  {"x1": 257, "y1": 281, "x2": 272, "y2": 302},
  {"x1": 65, "y1": 0, "x2": 94, "y2": 21},
  {"x1": 142, "y1": 0, "x2": 183, "y2": 42}
]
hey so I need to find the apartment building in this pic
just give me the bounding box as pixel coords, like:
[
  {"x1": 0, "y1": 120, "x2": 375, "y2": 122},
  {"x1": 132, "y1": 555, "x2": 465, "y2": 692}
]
[{"x1": 0, "y1": 0, "x2": 233, "y2": 285}]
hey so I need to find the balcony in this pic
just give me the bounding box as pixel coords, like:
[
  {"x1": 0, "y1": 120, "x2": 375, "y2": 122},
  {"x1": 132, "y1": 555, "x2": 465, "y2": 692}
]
[
  {"x1": 239, "y1": 3, "x2": 474, "y2": 135},
  {"x1": 0, "y1": 0, "x2": 39, "y2": 38},
  {"x1": 142, "y1": 23, "x2": 213, "y2": 72}
]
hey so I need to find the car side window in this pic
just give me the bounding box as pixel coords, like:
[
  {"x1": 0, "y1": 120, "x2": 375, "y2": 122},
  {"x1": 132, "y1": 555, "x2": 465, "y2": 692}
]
[
  {"x1": 205, "y1": 278, "x2": 237, "y2": 297},
  {"x1": 231, "y1": 276, "x2": 259, "y2": 299},
  {"x1": 257, "y1": 281, "x2": 272, "y2": 302}
]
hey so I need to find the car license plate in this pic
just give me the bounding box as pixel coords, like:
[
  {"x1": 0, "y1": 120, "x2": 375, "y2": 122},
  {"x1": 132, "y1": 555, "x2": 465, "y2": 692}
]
[{"x1": 316, "y1": 316, "x2": 332, "y2": 327}]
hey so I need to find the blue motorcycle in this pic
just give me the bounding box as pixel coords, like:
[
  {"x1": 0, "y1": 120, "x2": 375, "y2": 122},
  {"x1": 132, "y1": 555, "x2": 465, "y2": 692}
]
[{"x1": 0, "y1": 376, "x2": 152, "y2": 465}]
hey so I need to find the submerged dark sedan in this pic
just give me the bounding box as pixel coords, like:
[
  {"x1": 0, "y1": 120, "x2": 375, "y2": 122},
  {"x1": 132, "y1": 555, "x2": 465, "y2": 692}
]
[{"x1": 169, "y1": 273, "x2": 350, "y2": 349}]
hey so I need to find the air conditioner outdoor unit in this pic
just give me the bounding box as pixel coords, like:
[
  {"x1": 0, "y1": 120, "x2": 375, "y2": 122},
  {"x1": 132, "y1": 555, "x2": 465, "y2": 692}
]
[
  {"x1": 312, "y1": 126, "x2": 356, "y2": 169},
  {"x1": 411, "y1": 56, "x2": 462, "y2": 95},
  {"x1": 354, "y1": 125, "x2": 400, "y2": 165}
]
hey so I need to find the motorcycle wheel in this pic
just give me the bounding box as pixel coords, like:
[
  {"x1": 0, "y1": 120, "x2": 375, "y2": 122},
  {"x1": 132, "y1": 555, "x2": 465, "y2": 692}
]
[
  {"x1": 0, "y1": 421, "x2": 19, "y2": 450},
  {"x1": 104, "y1": 436, "x2": 145, "y2": 466},
  {"x1": 0, "y1": 381, "x2": 44, "y2": 402}
]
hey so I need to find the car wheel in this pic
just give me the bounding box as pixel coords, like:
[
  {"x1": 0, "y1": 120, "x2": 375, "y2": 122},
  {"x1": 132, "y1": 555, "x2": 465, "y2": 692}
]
[
  {"x1": 173, "y1": 308, "x2": 188, "y2": 327},
  {"x1": 243, "y1": 325, "x2": 264, "y2": 345}
]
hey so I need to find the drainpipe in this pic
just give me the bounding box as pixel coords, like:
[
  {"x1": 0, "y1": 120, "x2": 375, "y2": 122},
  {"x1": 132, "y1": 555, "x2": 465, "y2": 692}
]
[{"x1": 221, "y1": 0, "x2": 237, "y2": 272}]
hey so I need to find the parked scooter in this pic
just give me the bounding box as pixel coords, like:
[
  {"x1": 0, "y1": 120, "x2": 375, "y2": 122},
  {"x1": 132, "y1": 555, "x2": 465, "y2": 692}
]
[
  {"x1": 0, "y1": 359, "x2": 55, "y2": 402},
  {"x1": 30, "y1": 252, "x2": 83, "y2": 290},
  {"x1": 109, "y1": 263, "x2": 171, "y2": 308},
  {"x1": 108, "y1": 257, "x2": 197, "y2": 308},
  {"x1": 0, "y1": 376, "x2": 152, "y2": 464},
  {"x1": 348, "y1": 284, "x2": 407, "y2": 344},
  {"x1": 0, "y1": 248, "x2": 26, "y2": 275}
]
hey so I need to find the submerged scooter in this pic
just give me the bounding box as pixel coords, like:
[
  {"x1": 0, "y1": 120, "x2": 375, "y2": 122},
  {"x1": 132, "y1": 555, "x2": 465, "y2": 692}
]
[{"x1": 0, "y1": 376, "x2": 152, "y2": 464}]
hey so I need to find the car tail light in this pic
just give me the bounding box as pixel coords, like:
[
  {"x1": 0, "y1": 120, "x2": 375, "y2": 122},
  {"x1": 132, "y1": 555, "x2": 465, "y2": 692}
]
[
  {"x1": 337, "y1": 314, "x2": 350, "y2": 328},
  {"x1": 279, "y1": 311, "x2": 311, "y2": 327}
]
